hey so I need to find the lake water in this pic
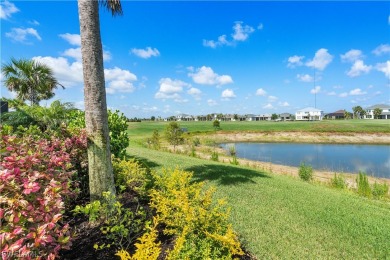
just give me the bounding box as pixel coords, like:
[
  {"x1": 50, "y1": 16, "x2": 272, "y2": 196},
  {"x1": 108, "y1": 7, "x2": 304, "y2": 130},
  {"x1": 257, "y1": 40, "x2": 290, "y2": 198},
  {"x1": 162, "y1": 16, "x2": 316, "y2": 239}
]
[{"x1": 221, "y1": 143, "x2": 390, "y2": 178}]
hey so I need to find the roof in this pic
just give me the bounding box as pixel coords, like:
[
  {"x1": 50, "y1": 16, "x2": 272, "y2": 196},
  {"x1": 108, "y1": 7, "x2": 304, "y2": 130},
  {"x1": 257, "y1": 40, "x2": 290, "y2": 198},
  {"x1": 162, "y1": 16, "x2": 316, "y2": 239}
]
[
  {"x1": 296, "y1": 107, "x2": 323, "y2": 112},
  {"x1": 365, "y1": 104, "x2": 390, "y2": 110},
  {"x1": 280, "y1": 113, "x2": 292, "y2": 117}
]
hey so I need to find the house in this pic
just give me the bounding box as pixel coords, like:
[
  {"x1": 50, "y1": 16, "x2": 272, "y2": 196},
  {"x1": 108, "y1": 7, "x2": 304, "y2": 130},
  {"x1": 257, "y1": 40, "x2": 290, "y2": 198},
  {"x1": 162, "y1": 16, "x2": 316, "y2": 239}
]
[
  {"x1": 259, "y1": 114, "x2": 272, "y2": 121},
  {"x1": 279, "y1": 113, "x2": 293, "y2": 121},
  {"x1": 246, "y1": 114, "x2": 258, "y2": 121},
  {"x1": 364, "y1": 104, "x2": 390, "y2": 119},
  {"x1": 295, "y1": 107, "x2": 324, "y2": 121},
  {"x1": 176, "y1": 114, "x2": 194, "y2": 121},
  {"x1": 325, "y1": 109, "x2": 346, "y2": 120}
]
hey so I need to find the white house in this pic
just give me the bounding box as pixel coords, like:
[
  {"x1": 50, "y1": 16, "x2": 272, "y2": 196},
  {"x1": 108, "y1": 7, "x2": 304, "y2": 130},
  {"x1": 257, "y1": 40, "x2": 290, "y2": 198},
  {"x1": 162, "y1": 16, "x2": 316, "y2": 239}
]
[
  {"x1": 364, "y1": 104, "x2": 390, "y2": 119},
  {"x1": 295, "y1": 107, "x2": 324, "y2": 121}
]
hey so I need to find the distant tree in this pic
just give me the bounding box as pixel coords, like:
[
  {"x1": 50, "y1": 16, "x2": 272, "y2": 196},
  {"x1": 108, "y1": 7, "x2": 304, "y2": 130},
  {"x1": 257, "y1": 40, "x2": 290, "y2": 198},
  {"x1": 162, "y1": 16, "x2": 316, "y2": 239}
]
[
  {"x1": 206, "y1": 114, "x2": 212, "y2": 121},
  {"x1": 151, "y1": 116, "x2": 156, "y2": 121},
  {"x1": 213, "y1": 119, "x2": 220, "y2": 130},
  {"x1": 352, "y1": 106, "x2": 364, "y2": 119},
  {"x1": 234, "y1": 114, "x2": 239, "y2": 121},
  {"x1": 343, "y1": 110, "x2": 352, "y2": 120},
  {"x1": 165, "y1": 121, "x2": 184, "y2": 151},
  {"x1": 373, "y1": 108, "x2": 382, "y2": 119},
  {"x1": 2, "y1": 58, "x2": 64, "y2": 105},
  {"x1": 150, "y1": 129, "x2": 161, "y2": 149},
  {"x1": 271, "y1": 113, "x2": 278, "y2": 120}
]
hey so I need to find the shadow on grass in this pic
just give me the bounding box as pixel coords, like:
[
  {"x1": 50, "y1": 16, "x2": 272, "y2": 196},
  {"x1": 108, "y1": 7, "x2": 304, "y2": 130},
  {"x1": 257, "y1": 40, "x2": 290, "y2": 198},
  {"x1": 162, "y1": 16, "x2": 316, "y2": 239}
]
[
  {"x1": 125, "y1": 154, "x2": 161, "y2": 169},
  {"x1": 186, "y1": 164, "x2": 269, "y2": 186}
]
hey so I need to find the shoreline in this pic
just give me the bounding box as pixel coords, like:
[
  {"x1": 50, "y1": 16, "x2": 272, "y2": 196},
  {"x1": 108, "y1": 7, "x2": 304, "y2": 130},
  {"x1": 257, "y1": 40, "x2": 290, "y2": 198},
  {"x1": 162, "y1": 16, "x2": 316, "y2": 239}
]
[
  {"x1": 202, "y1": 131, "x2": 390, "y2": 145},
  {"x1": 193, "y1": 131, "x2": 390, "y2": 185}
]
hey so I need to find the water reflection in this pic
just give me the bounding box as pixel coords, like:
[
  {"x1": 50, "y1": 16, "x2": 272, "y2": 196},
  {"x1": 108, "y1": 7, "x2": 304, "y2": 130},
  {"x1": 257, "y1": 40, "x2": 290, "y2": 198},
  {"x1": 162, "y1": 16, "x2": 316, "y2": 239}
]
[{"x1": 221, "y1": 143, "x2": 390, "y2": 178}]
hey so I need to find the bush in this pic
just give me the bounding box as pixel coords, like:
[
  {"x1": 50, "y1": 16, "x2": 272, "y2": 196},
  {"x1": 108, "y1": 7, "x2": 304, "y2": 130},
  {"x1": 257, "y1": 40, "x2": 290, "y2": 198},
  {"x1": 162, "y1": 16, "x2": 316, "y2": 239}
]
[
  {"x1": 149, "y1": 168, "x2": 244, "y2": 259},
  {"x1": 148, "y1": 130, "x2": 161, "y2": 150},
  {"x1": 298, "y1": 162, "x2": 313, "y2": 181},
  {"x1": 112, "y1": 158, "x2": 152, "y2": 196},
  {"x1": 0, "y1": 134, "x2": 78, "y2": 258},
  {"x1": 192, "y1": 137, "x2": 201, "y2": 147},
  {"x1": 331, "y1": 173, "x2": 346, "y2": 189},
  {"x1": 372, "y1": 182, "x2": 389, "y2": 199},
  {"x1": 356, "y1": 172, "x2": 371, "y2": 198}
]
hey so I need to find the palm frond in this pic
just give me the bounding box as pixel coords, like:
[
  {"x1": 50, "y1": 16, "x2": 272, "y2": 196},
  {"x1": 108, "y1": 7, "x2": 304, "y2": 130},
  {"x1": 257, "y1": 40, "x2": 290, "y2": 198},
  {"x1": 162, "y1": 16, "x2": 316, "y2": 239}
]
[{"x1": 99, "y1": 0, "x2": 123, "y2": 16}]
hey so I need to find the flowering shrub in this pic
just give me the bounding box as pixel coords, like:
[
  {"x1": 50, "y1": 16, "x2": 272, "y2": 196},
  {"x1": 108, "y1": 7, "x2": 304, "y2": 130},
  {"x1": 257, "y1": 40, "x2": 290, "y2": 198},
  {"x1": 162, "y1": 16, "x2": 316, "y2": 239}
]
[{"x1": 0, "y1": 134, "x2": 82, "y2": 259}]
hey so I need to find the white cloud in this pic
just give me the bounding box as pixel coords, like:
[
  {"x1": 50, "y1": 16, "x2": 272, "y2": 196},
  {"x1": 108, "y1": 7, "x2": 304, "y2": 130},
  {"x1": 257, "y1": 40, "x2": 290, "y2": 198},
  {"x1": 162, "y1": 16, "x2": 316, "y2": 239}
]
[
  {"x1": 297, "y1": 74, "x2": 313, "y2": 82},
  {"x1": 267, "y1": 95, "x2": 278, "y2": 102},
  {"x1": 28, "y1": 20, "x2": 40, "y2": 26},
  {"x1": 106, "y1": 80, "x2": 135, "y2": 94},
  {"x1": 306, "y1": 48, "x2": 333, "y2": 70},
  {"x1": 188, "y1": 66, "x2": 233, "y2": 86},
  {"x1": 131, "y1": 47, "x2": 160, "y2": 59},
  {"x1": 6, "y1": 27, "x2": 41, "y2": 43},
  {"x1": 263, "y1": 103, "x2": 274, "y2": 109},
  {"x1": 255, "y1": 88, "x2": 267, "y2": 96},
  {"x1": 105, "y1": 67, "x2": 137, "y2": 82},
  {"x1": 155, "y1": 78, "x2": 189, "y2": 100},
  {"x1": 207, "y1": 99, "x2": 218, "y2": 106},
  {"x1": 279, "y1": 101, "x2": 290, "y2": 107},
  {"x1": 32, "y1": 56, "x2": 83, "y2": 87},
  {"x1": 327, "y1": 91, "x2": 336, "y2": 96},
  {"x1": 287, "y1": 55, "x2": 304, "y2": 68},
  {"x1": 62, "y1": 48, "x2": 82, "y2": 60},
  {"x1": 232, "y1": 21, "x2": 255, "y2": 41},
  {"x1": 310, "y1": 86, "x2": 321, "y2": 94},
  {"x1": 346, "y1": 60, "x2": 372, "y2": 77},
  {"x1": 341, "y1": 49, "x2": 363, "y2": 62},
  {"x1": 187, "y1": 87, "x2": 202, "y2": 100},
  {"x1": 203, "y1": 21, "x2": 255, "y2": 48},
  {"x1": 203, "y1": 35, "x2": 230, "y2": 48},
  {"x1": 349, "y1": 88, "x2": 367, "y2": 96},
  {"x1": 376, "y1": 61, "x2": 390, "y2": 79},
  {"x1": 0, "y1": 0, "x2": 19, "y2": 19},
  {"x1": 104, "y1": 67, "x2": 137, "y2": 94},
  {"x1": 257, "y1": 23, "x2": 264, "y2": 30},
  {"x1": 59, "y1": 33, "x2": 81, "y2": 46},
  {"x1": 372, "y1": 44, "x2": 390, "y2": 56},
  {"x1": 339, "y1": 92, "x2": 348, "y2": 97},
  {"x1": 221, "y1": 89, "x2": 236, "y2": 99}
]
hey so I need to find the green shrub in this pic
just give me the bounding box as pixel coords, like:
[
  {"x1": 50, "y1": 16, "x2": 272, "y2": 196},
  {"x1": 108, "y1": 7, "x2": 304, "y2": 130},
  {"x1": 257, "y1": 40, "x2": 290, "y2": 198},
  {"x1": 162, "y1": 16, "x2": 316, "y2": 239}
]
[
  {"x1": 190, "y1": 144, "x2": 197, "y2": 157},
  {"x1": 73, "y1": 192, "x2": 147, "y2": 251},
  {"x1": 230, "y1": 156, "x2": 239, "y2": 165},
  {"x1": 227, "y1": 144, "x2": 236, "y2": 156},
  {"x1": 149, "y1": 129, "x2": 161, "y2": 150},
  {"x1": 372, "y1": 182, "x2": 389, "y2": 199},
  {"x1": 356, "y1": 172, "x2": 371, "y2": 198},
  {"x1": 331, "y1": 173, "x2": 346, "y2": 189},
  {"x1": 211, "y1": 151, "x2": 219, "y2": 162},
  {"x1": 298, "y1": 162, "x2": 313, "y2": 181},
  {"x1": 192, "y1": 137, "x2": 201, "y2": 146}
]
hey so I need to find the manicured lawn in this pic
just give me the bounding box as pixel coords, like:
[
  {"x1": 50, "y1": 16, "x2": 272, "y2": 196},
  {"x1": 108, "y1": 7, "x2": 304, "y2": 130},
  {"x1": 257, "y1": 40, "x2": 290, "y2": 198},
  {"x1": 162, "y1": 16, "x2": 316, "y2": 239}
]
[
  {"x1": 127, "y1": 145, "x2": 390, "y2": 259},
  {"x1": 127, "y1": 120, "x2": 390, "y2": 142}
]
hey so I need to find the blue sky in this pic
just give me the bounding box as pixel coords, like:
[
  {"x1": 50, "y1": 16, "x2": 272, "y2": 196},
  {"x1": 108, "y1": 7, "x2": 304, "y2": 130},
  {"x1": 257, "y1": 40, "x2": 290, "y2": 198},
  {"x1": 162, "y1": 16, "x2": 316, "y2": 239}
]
[{"x1": 1, "y1": 1, "x2": 390, "y2": 118}]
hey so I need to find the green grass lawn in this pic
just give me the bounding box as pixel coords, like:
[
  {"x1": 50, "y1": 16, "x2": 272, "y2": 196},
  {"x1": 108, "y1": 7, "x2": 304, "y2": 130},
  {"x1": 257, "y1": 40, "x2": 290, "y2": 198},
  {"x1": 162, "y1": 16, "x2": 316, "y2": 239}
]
[
  {"x1": 127, "y1": 120, "x2": 390, "y2": 143},
  {"x1": 127, "y1": 145, "x2": 390, "y2": 259}
]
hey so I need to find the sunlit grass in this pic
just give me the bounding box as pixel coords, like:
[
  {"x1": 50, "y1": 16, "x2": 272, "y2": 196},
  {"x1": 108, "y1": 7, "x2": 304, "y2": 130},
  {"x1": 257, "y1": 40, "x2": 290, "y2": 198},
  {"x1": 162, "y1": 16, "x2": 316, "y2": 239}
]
[{"x1": 127, "y1": 145, "x2": 390, "y2": 259}]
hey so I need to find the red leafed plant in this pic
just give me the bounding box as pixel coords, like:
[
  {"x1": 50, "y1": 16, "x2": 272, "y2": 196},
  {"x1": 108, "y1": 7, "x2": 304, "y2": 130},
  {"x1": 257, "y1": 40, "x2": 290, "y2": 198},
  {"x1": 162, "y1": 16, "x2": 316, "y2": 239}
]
[{"x1": 0, "y1": 133, "x2": 86, "y2": 259}]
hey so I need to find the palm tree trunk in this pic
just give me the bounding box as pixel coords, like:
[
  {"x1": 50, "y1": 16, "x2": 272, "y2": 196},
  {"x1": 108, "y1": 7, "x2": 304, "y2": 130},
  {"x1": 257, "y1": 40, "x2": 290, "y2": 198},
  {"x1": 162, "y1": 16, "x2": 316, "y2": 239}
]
[{"x1": 78, "y1": 0, "x2": 116, "y2": 200}]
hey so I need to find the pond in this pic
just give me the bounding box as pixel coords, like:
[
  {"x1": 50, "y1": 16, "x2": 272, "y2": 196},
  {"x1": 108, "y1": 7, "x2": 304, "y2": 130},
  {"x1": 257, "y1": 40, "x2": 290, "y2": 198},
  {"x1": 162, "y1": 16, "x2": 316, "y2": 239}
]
[{"x1": 221, "y1": 143, "x2": 390, "y2": 178}]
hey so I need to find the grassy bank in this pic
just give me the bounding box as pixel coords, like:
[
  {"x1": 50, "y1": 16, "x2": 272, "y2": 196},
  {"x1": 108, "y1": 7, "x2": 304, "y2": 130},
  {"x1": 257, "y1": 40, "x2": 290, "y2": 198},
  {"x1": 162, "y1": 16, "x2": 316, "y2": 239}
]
[
  {"x1": 128, "y1": 120, "x2": 390, "y2": 142},
  {"x1": 127, "y1": 145, "x2": 390, "y2": 259}
]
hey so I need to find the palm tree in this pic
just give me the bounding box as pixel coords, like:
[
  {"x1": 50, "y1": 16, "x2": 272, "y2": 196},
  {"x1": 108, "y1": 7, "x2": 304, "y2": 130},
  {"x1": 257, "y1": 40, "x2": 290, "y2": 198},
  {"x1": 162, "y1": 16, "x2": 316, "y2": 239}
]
[
  {"x1": 2, "y1": 58, "x2": 63, "y2": 105},
  {"x1": 77, "y1": 0, "x2": 122, "y2": 200}
]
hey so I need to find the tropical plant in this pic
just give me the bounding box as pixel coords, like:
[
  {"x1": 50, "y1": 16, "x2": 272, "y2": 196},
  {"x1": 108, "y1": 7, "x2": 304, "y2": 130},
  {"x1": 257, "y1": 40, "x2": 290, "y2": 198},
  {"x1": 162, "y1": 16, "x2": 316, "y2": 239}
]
[
  {"x1": 373, "y1": 108, "x2": 382, "y2": 119},
  {"x1": 343, "y1": 110, "x2": 352, "y2": 120},
  {"x1": 352, "y1": 106, "x2": 363, "y2": 119},
  {"x1": 1, "y1": 58, "x2": 64, "y2": 105},
  {"x1": 165, "y1": 121, "x2": 184, "y2": 151},
  {"x1": 77, "y1": 0, "x2": 123, "y2": 200},
  {"x1": 271, "y1": 113, "x2": 278, "y2": 120},
  {"x1": 0, "y1": 97, "x2": 26, "y2": 109}
]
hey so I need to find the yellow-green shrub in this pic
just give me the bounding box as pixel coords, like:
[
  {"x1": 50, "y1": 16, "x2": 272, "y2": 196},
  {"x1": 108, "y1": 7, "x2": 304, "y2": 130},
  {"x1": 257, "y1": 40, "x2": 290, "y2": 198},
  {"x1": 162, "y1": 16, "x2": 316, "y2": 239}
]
[
  {"x1": 113, "y1": 158, "x2": 152, "y2": 195},
  {"x1": 149, "y1": 168, "x2": 244, "y2": 259}
]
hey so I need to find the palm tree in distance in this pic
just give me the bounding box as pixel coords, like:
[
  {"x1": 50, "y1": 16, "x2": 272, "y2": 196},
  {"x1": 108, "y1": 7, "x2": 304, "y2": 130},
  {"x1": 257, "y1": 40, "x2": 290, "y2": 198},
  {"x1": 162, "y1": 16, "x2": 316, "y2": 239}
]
[
  {"x1": 2, "y1": 58, "x2": 64, "y2": 105},
  {"x1": 77, "y1": 0, "x2": 122, "y2": 201}
]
